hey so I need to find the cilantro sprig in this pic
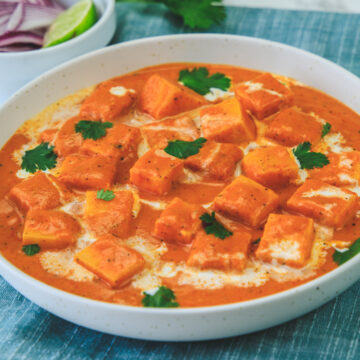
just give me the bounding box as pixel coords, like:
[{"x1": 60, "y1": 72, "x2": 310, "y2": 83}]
[
  {"x1": 179, "y1": 67, "x2": 231, "y2": 95},
  {"x1": 97, "y1": 189, "x2": 115, "y2": 201},
  {"x1": 21, "y1": 142, "x2": 57, "y2": 174},
  {"x1": 164, "y1": 137, "x2": 206, "y2": 159},
  {"x1": 200, "y1": 211, "x2": 233, "y2": 240},
  {"x1": 292, "y1": 142, "x2": 329, "y2": 170},
  {"x1": 333, "y1": 238, "x2": 360, "y2": 265},
  {"x1": 142, "y1": 286, "x2": 179, "y2": 308},
  {"x1": 75, "y1": 120, "x2": 113, "y2": 140},
  {"x1": 321, "y1": 122, "x2": 332, "y2": 138},
  {"x1": 22, "y1": 244, "x2": 40, "y2": 256}
]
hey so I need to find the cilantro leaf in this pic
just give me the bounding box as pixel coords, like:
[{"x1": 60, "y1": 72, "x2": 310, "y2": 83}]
[
  {"x1": 75, "y1": 120, "x2": 113, "y2": 140},
  {"x1": 333, "y1": 238, "x2": 360, "y2": 265},
  {"x1": 292, "y1": 142, "x2": 329, "y2": 169},
  {"x1": 200, "y1": 211, "x2": 233, "y2": 240},
  {"x1": 21, "y1": 142, "x2": 57, "y2": 174},
  {"x1": 142, "y1": 286, "x2": 179, "y2": 308},
  {"x1": 22, "y1": 244, "x2": 40, "y2": 256},
  {"x1": 97, "y1": 189, "x2": 115, "y2": 201},
  {"x1": 252, "y1": 238, "x2": 261, "y2": 245},
  {"x1": 178, "y1": 67, "x2": 231, "y2": 95},
  {"x1": 164, "y1": 137, "x2": 207, "y2": 159},
  {"x1": 321, "y1": 122, "x2": 332, "y2": 138}
]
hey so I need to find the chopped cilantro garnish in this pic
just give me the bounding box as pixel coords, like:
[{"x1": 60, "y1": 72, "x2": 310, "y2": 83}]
[
  {"x1": 142, "y1": 286, "x2": 179, "y2": 308},
  {"x1": 321, "y1": 122, "x2": 332, "y2": 138},
  {"x1": 97, "y1": 189, "x2": 115, "y2": 201},
  {"x1": 75, "y1": 120, "x2": 113, "y2": 140},
  {"x1": 178, "y1": 67, "x2": 231, "y2": 95},
  {"x1": 252, "y1": 238, "x2": 261, "y2": 245},
  {"x1": 292, "y1": 142, "x2": 329, "y2": 169},
  {"x1": 22, "y1": 244, "x2": 40, "y2": 256},
  {"x1": 333, "y1": 238, "x2": 360, "y2": 265},
  {"x1": 21, "y1": 142, "x2": 57, "y2": 174},
  {"x1": 164, "y1": 137, "x2": 207, "y2": 159},
  {"x1": 200, "y1": 211, "x2": 233, "y2": 240}
]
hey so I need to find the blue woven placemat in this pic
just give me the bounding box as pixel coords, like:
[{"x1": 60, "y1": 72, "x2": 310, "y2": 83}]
[{"x1": 0, "y1": 4, "x2": 359, "y2": 359}]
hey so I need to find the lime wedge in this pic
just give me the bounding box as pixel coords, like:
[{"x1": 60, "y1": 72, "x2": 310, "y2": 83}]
[{"x1": 43, "y1": 0, "x2": 97, "y2": 48}]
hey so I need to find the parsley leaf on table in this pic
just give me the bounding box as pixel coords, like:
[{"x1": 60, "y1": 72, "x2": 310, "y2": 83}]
[
  {"x1": 142, "y1": 286, "x2": 179, "y2": 308},
  {"x1": 22, "y1": 244, "x2": 40, "y2": 256},
  {"x1": 200, "y1": 212, "x2": 233, "y2": 240},
  {"x1": 292, "y1": 142, "x2": 329, "y2": 169},
  {"x1": 97, "y1": 189, "x2": 116, "y2": 201},
  {"x1": 321, "y1": 122, "x2": 332, "y2": 138},
  {"x1": 333, "y1": 238, "x2": 360, "y2": 265},
  {"x1": 75, "y1": 120, "x2": 113, "y2": 140},
  {"x1": 179, "y1": 67, "x2": 231, "y2": 95},
  {"x1": 21, "y1": 142, "x2": 58, "y2": 174},
  {"x1": 164, "y1": 137, "x2": 207, "y2": 159}
]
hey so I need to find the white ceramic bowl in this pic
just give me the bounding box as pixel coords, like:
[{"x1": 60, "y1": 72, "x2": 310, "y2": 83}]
[
  {"x1": 0, "y1": 34, "x2": 359, "y2": 341},
  {"x1": 0, "y1": 0, "x2": 116, "y2": 104}
]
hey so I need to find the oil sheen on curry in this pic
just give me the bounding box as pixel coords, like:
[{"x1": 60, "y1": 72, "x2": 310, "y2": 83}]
[{"x1": 1, "y1": 63, "x2": 360, "y2": 308}]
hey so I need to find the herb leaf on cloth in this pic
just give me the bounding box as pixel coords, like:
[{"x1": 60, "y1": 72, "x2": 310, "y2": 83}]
[
  {"x1": 75, "y1": 120, "x2": 113, "y2": 140},
  {"x1": 164, "y1": 137, "x2": 207, "y2": 159},
  {"x1": 21, "y1": 142, "x2": 58, "y2": 173},
  {"x1": 97, "y1": 189, "x2": 115, "y2": 201},
  {"x1": 142, "y1": 286, "x2": 179, "y2": 308},
  {"x1": 22, "y1": 244, "x2": 40, "y2": 256},
  {"x1": 292, "y1": 142, "x2": 329, "y2": 169},
  {"x1": 333, "y1": 238, "x2": 360, "y2": 265},
  {"x1": 200, "y1": 211, "x2": 233, "y2": 239}
]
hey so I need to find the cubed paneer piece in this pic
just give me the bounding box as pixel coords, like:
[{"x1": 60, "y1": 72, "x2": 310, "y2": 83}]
[
  {"x1": 129, "y1": 149, "x2": 184, "y2": 195},
  {"x1": 9, "y1": 172, "x2": 61, "y2": 213},
  {"x1": 200, "y1": 97, "x2": 256, "y2": 143},
  {"x1": 187, "y1": 229, "x2": 251, "y2": 272},
  {"x1": 38, "y1": 129, "x2": 58, "y2": 144},
  {"x1": 59, "y1": 154, "x2": 116, "y2": 190},
  {"x1": 213, "y1": 176, "x2": 280, "y2": 227},
  {"x1": 80, "y1": 123, "x2": 141, "y2": 162},
  {"x1": 84, "y1": 190, "x2": 134, "y2": 238},
  {"x1": 184, "y1": 141, "x2": 243, "y2": 181},
  {"x1": 23, "y1": 210, "x2": 80, "y2": 249},
  {"x1": 154, "y1": 197, "x2": 202, "y2": 245},
  {"x1": 235, "y1": 73, "x2": 294, "y2": 119},
  {"x1": 256, "y1": 214, "x2": 315, "y2": 268},
  {"x1": 241, "y1": 146, "x2": 299, "y2": 188},
  {"x1": 80, "y1": 80, "x2": 136, "y2": 121},
  {"x1": 54, "y1": 116, "x2": 83, "y2": 157},
  {"x1": 139, "y1": 74, "x2": 207, "y2": 120},
  {"x1": 265, "y1": 107, "x2": 323, "y2": 146},
  {"x1": 287, "y1": 179, "x2": 357, "y2": 229},
  {"x1": 75, "y1": 237, "x2": 145, "y2": 288},
  {"x1": 141, "y1": 115, "x2": 199, "y2": 149},
  {"x1": 309, "y1": 152, "x2": 360, "y2": 187}
]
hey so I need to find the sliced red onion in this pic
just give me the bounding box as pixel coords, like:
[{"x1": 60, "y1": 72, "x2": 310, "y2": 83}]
[
  {"x1": 5, "y1": 1, "x2": 24, "y2": 32},
  {"x1": 0, "y1": 30, "x2": 43, "y2": 46},
  {"x1": 0, "y1": 43, "x2": 39, "y2": 51}
]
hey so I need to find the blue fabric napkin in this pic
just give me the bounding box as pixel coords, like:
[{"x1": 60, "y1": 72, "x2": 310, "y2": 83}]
[{"x1": 0, "y1": 3, "x2": 359, "y2": 359}]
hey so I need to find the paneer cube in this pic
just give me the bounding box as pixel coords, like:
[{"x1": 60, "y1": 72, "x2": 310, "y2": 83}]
[
  {"x1": 184, "y1": 141, "x2": 243, "y2": 181},
  {"x1": 139, "y1": 74, "x2": 207, "y2": 120},
  {"x1": 213, "y1": 175, "x2": 280, "y2": 227},
  {"x1": 23, "y1": 210, "x2": 80, "y2": 249},
  {"x1": 84, "y1": 190, "x2": 134, "y2": 238},
  {"x1": 75, "y1": 237, "x2": 145, "y2": 288},
  {"x1": 187, "y1": 229, "x2": 251, "y2": 272},
  {"x1": 38, "y1": 129, "x2": 58, "y2": 144},
  {"x1": 265, "y1": 107, "x2": 323, "y2": 146},
  {"x1": 54, "y1": 116, "x2": 83, "y2": 157},
  {"x1": 287, "y1": 179, "x2": 358, "y2": 229},
  {"x1": 309, "y1": 151, "x2": 360, "y2": 187},
  {"x1": 59, "y1": 154, "x2": 116, "y2": 190},
  {"x1": 256, "y1": 214, "x2": 315, "y2": 268},
  {"x1": 80, "y1": 123, "x2": 141, "y2": 162},
  {"x1": 154, "y1": 197, "x2": 202, "y2": 244},
  {"x1": 130, "y1": 149, "x2": 184, "y2": 195},
  {"x1": 241, "y1": 146, "x2": 299, "y2": 188},
  {"x1": 235, "y1": 73, "x2": 294, "y2": 119},
  {"x1": 200, "y1": 97, "x2": 256, "y2": 143},
  {"x1": 80, "y1": 80, "x2": 136, "y2": 121},
  {"x1": 9, "y1": 172, "x2": 61, "y2": 213},
  {"x1": 141, "y1": 115, "x2": 199, "y2": 149}
]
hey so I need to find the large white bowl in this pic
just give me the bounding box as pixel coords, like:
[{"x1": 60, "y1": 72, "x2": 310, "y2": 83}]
[{"x1": 0, "y1": 34, "x2": 359, "y2": 341}]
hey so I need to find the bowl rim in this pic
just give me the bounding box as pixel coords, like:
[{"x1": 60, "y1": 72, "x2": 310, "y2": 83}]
[
  {"x1": 1, "y1": 33, "x2": 360, "y2": 315},
  {"x1": 0, "y1": 0, "x2": 115, "y2": 57}
]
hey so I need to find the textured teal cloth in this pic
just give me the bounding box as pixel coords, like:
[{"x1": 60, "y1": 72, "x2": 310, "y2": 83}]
[{"x1": 0, "y1": 3, "x2": 359, "y2": 359}]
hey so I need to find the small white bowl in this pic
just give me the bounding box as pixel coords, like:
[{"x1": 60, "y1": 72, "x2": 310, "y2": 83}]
[{"x1": 0, "y1": 0, "x2": 115, "y2": 104}]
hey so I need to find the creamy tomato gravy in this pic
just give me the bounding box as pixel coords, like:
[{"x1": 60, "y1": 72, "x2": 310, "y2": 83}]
[{"x1": 0, "y1": 63, "x2": 359, "y2": 308}]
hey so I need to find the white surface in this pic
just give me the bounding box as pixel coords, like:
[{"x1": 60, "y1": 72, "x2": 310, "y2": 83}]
[
  {"x1": 0, "y1": 0, "x2": 116, "y2": 104},
  {"x1": 0, "y1": 34, "x2": 360, "y2": 341}
]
